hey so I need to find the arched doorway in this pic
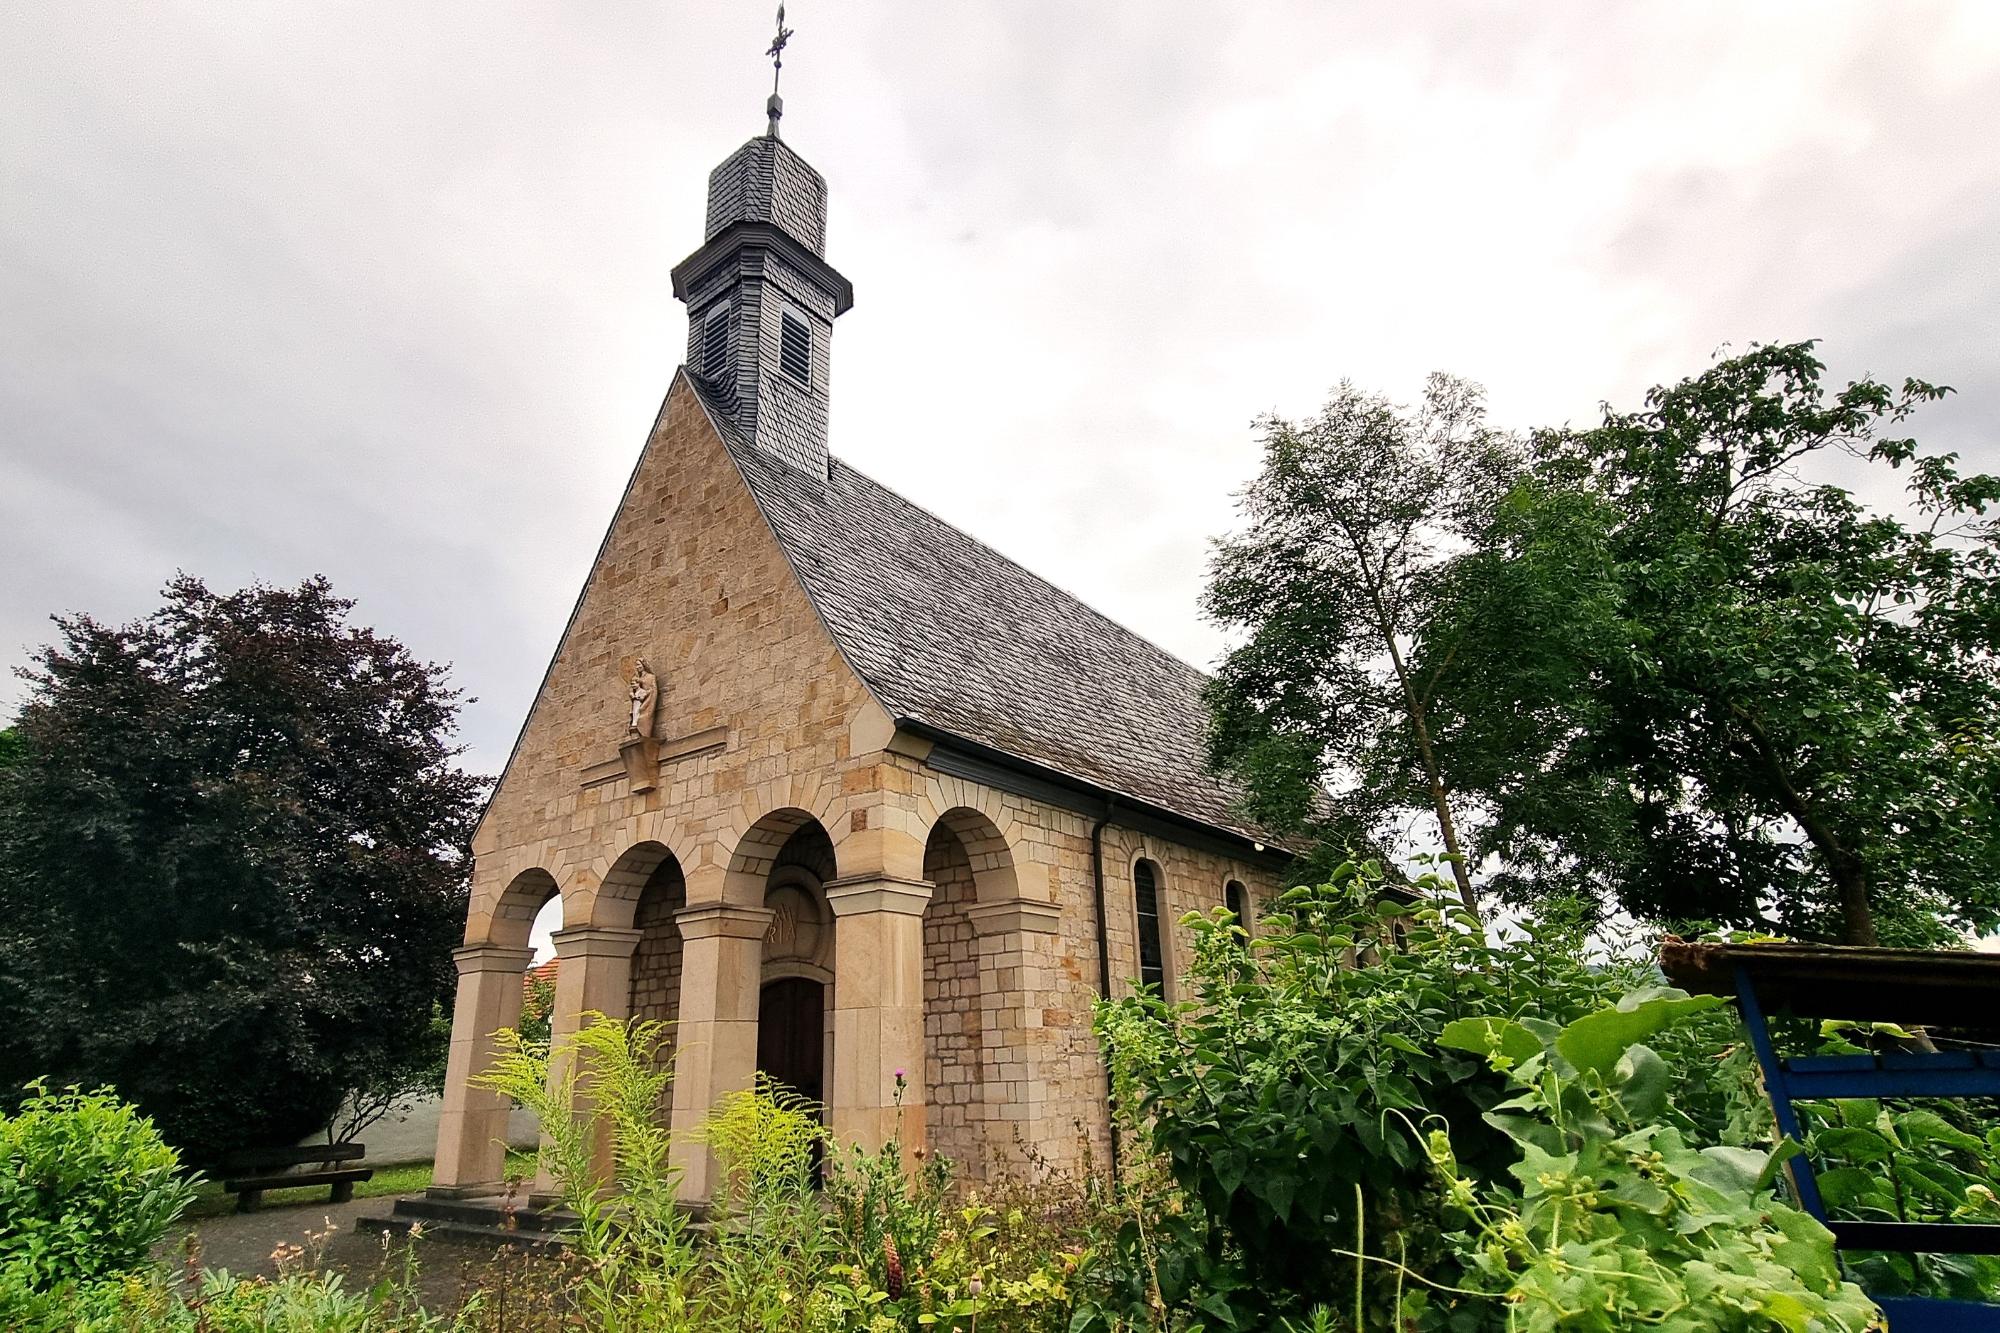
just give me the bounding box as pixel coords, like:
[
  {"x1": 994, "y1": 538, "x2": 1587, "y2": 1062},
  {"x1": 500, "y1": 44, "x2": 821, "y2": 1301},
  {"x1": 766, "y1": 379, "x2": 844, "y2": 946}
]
[
  {"x1": 757, "y1": 819, "x2": 835, "y2": 1116},
  {"x1": 757, "y1": 977, "x2": 824, "y2": 1109}
]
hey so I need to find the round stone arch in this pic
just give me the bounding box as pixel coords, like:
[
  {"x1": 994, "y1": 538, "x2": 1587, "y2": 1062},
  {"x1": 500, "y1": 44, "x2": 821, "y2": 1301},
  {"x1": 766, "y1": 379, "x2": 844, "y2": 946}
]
[
  {"x1": 918, "y1": 806, "x2": 1027, "y2": 1179},
  {"x1": 576, "y1": 841, "x2": 693, "y2": 1050},
  {"x1": 482, "y1": 866, "x2": 561, "y2": 950},
  {"x1": 924, "y1": 806, "x2": 1021, "y2": 904},
  {"x1": 583, "y1": 839, "x2": 687, "y2": 933},
  {"x1": 721, "y1": 806, "x2": 841, "y2": 907},
  {"x1": 709, "y1": 808, "x2": 841, "y2": 1118}
]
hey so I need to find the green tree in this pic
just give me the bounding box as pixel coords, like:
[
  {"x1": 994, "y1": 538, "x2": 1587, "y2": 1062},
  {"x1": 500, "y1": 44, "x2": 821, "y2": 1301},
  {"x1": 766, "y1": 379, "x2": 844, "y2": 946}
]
[
  {"x1": 0, "y1": 575, "x2": 484, "y2": 1159},
  {"x1": 1203, "y1": 375, "x2": 1515, "y2": 916},
  {"x1": 1432, "y1": 342, "x2": 2000, "y2": 944}
]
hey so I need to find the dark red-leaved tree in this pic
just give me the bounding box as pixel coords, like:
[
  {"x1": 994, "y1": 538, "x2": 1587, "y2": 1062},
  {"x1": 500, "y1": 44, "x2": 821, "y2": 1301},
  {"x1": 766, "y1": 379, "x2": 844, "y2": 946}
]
[{"x1": 0, "y1": 575, "x2": 484, "y2": 1161}]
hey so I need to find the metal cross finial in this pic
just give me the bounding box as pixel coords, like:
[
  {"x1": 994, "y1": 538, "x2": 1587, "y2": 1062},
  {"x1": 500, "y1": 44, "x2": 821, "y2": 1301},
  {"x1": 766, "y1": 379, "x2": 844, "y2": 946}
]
[{"x1": 765, "y1": 4, "x2": 794, "y2": 137}]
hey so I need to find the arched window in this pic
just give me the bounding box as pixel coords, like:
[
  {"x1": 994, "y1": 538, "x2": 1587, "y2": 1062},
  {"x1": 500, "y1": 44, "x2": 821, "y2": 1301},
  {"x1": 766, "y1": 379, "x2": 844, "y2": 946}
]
[
  {"x1": 1224, "y1": 880, "x2": 1247, "y2": 924},
  {"x1": 1134, "y1": 859, "x2": 1166, "y2": 994}
]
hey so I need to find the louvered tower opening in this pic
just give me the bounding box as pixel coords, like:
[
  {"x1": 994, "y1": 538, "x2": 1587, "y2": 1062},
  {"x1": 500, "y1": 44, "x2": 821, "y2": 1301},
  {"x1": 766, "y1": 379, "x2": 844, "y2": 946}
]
[
  {"x1": 702, "y1": 305, "x2": 731, "y2": 382},
  {"x1": 779, "y1": 312, "x2": 811, "y2": 384}
]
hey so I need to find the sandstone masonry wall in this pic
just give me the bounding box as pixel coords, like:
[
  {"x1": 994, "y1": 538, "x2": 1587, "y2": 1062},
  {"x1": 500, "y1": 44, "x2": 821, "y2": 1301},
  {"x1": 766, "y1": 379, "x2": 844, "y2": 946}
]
[{"x1": 451, "y1": 373, "x2": 1284, "y2": 1192}]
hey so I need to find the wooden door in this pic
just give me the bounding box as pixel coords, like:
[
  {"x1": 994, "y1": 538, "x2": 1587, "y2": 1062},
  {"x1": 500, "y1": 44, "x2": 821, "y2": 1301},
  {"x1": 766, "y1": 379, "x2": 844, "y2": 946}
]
[{"x1": 757, "y1": 977, "x2": 825, "y2": 1111}]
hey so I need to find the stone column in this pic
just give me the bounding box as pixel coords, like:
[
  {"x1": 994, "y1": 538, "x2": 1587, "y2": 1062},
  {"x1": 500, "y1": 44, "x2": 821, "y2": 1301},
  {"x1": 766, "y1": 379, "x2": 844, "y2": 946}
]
[
  {"x1": 666, "y1": 903, "x2": 773, "y2": 1203},
  {"x1": 967, "y1": 899, "x2": 1065, "y2": 1177},
  {"x1": 826, "y1": 875, "x2": 933, "y2": 1153},
  {"x1": 430, "y1": 943, "x2": 534, "y2": 1198},
  {"x1": 533, "y1": 925, "x2": 643, "y2": 1201}
]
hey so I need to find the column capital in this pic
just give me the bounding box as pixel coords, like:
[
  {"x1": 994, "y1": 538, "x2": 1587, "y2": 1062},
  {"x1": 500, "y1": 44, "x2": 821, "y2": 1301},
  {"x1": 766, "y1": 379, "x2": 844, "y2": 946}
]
[
  {"x1": 549, "y1": 925, "x2": 644, "y2": 960},
  {"x1": 676, "y1": 902, "x2": 775, "y2": 940},
  {"x1": 453, "y1": 943, "x2": 536, "y2": 976},
  {"x1": 825, "y1": 874, "x2": 933, "y2": 917},
  {"x1": 966, "y1": 898, "x2": 1063, "y2": 936}
]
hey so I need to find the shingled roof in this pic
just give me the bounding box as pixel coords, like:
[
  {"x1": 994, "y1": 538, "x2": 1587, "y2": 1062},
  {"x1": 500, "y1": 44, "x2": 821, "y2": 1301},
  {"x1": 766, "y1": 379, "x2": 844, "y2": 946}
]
[{"x1": 687, "y1": 372, "x2": 1281, "y2": 850}]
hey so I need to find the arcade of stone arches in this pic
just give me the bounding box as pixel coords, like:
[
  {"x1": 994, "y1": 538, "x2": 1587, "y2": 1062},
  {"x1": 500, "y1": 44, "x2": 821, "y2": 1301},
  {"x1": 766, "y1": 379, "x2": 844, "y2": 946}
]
[{"x1": 431, "y1": 790, "x2": 1107, "y2": 1204}]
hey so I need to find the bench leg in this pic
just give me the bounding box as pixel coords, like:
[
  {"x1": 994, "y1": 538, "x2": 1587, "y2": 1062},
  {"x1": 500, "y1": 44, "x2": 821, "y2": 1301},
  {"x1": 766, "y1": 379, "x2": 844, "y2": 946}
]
[
  {"x1": 235, "y1": 1189, "x2": 263, "y2": 1214},
  {"x1": 330, "y1": 1180, "x2": 355, "y2": 1204}
]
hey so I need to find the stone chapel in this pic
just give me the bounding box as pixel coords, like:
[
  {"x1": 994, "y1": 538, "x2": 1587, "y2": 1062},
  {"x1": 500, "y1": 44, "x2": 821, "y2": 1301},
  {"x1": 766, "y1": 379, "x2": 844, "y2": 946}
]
[{"x1": 427, "y1": 103, "x2": 1294, "y2": 1207}]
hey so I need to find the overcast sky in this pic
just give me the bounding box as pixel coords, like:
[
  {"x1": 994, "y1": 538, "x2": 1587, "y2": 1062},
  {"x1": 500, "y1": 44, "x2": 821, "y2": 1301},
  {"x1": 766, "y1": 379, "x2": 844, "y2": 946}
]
[{"x1": 5, "y1": 2, "x2": 1998, "y2": 781}]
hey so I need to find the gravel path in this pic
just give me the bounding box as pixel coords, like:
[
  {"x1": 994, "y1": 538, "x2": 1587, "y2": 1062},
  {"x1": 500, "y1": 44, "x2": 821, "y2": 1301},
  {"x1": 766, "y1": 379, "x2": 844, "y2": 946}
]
[{"x1": 159, "y1": 1195, "x2": 568, "y2": 1317}]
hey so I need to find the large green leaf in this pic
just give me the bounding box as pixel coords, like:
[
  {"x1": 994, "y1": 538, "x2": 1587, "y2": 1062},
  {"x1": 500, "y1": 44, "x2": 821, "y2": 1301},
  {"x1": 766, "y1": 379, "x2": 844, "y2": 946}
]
[
  {"x1": 1815, "y1": 1126, "x2": 1894, "y2": 1166},
  {"x1": 1611, "y1": 1043, "x2": 1670, "y2": 1121},
  {"x1": 1554, "y1": 992, "x2": 1726, "y2": 1076},
  {"x1": 1438, "y1": 1016, "x2": 1543, "y2": 1070}
]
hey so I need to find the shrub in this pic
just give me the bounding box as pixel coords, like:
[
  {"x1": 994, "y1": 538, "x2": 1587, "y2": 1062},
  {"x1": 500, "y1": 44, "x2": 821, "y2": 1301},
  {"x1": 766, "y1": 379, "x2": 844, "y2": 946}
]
[
  {"x1": 1800, "y1": 1087, "x2": 2000, "y2": 1302},
  {"x1": 2, "y1": 1234, "x2": 482, "y2": 1333},
  {"x1": 1433, "y1": 991, "x2": 1882, "y2": 1330},
  {"x1": 1094, "y1": 861, "x2": 1663, "y2": 1327},
  {"x1": 821, "y1": 1072, "x2": 955, "y2": 1315},
  {"x1": 0, "y1": 1080, "x2": 200, "y2": 1292}
]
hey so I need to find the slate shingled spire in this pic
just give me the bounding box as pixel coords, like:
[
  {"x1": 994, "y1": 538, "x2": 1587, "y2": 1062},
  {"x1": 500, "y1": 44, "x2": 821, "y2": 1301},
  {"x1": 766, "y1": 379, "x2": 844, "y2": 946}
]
[{"x1": 670, "y1": 14, "x2": 851, "y2": 479}]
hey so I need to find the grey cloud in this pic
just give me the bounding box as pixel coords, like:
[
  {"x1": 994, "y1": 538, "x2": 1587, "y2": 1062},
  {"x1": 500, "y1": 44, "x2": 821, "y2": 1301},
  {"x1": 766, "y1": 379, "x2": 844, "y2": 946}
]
[{"x1": 4, "y1": 2, "x2": 1996, "y2": 776}]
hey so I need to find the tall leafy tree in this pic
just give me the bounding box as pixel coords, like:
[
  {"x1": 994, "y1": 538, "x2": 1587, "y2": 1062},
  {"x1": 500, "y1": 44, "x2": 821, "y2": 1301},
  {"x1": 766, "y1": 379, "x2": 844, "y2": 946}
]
[
  {"x1": 1429, "y1": 342, "x2": 2000, "y2": 944},
  {"x1": 0, "y1": 576, "x2": 484, "y2": 1159},
  {"x1": 1203, "y1": 375, "x2": 1515, "y2": 915}
]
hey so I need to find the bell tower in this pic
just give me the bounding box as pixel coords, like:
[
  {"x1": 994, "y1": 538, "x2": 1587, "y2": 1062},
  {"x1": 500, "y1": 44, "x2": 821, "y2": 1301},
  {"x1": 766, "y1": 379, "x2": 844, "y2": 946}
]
[{"x1": 670, "y1": 8, "x2": 853, "y2": 478}]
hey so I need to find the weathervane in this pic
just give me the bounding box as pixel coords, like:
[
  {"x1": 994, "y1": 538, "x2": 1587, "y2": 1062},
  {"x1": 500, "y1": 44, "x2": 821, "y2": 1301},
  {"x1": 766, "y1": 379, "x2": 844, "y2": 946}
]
[{"x1": 765, "y1": 4, "x2": 794, "y2": 138}]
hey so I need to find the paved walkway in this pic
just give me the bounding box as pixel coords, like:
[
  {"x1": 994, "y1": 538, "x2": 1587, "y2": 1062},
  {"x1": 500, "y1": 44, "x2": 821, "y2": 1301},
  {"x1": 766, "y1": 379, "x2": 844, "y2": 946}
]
[{"x1": 160, "y1": 1196, "x2": 564, "y2": 1316}]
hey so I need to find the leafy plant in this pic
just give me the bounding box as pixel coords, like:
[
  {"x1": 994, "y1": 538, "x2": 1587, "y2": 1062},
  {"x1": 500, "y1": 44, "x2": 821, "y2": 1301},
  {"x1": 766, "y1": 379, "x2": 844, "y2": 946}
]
[
  {"x1": 0, "y1": 1080, "x2": 200, "y2": 1293},
  {"x1": 1800, "y1": 1093, "x2": 2000, "y2": 1302},
  {"x1": 700, "y1": 1075, "x2": 832, "y2": 1332},
  {"x1": 1434, "y1": 991, "x2": 1882, "y2": 1330},
  {"x1": 818, "y1": 1070, "x2": 959, "y2": 1328},
  {"x1": 1093, "y1": 860, "x2": 1677, "y2": 1329},
  {"x1": 473, "y1": 1012, "x2": 699, "y2": 1332},
  {"x1": 519, "y1": 970, "x2": 558, "y2": 1047}
]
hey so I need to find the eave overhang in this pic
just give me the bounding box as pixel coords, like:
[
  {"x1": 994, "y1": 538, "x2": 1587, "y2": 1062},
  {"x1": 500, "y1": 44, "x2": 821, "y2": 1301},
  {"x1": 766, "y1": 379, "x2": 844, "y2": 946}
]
[{"x1": 671, "y1": 220, "x2": 855, "y2": 315}]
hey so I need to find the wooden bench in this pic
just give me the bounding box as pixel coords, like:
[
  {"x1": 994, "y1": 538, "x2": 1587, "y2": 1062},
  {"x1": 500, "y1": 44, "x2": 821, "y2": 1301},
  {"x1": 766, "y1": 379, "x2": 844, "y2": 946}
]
[{"x1": 215, "y1": 1143, "x2": 372, "y2": 1213}]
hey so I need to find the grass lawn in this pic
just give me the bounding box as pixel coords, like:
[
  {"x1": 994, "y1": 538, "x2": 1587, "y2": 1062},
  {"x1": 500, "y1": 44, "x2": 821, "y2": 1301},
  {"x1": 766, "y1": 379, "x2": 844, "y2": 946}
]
[{"x1": 185, "y1": 1150, "x2": 539, "y2": 1218}]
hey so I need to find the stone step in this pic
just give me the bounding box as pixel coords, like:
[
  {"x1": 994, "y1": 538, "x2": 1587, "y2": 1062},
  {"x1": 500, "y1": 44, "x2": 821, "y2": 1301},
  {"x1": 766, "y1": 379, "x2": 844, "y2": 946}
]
[
  {"x1": 358, "y1": 1209, "x2": 566, "y2": 1252},
  {"x1": 356, "y1": 1194, "x2": 577, "y2": 1250},
  {"x1": 384, "y1": 1193, "x2": 577, "y2": 1233}
]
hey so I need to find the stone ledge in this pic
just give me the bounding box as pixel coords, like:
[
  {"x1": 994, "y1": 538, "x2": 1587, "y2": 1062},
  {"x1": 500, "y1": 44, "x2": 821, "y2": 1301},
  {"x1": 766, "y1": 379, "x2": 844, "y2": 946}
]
[
  {"x1": 453, "y1": 944, "x2": 536, "y2": 975},
  {"x1": 825, "y1": 874, "x2": 934, "y2": 917},
  {"x1": 548, "y1": 925, "x2": 644, "y2": 960},
  {"x1": 966, "y1": 899, "x2": 1063, "y2": 936},
  {"x1": 676, "y1": 902, "x2": 776, "y2": 940},
  {"x1": 579, "y1": 726, "x2": 730, "y2": 789}
]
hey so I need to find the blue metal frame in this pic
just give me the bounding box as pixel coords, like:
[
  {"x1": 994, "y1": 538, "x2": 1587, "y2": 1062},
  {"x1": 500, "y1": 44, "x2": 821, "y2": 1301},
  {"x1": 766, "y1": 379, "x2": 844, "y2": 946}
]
[{"x1": 1732, "y1": 963, "x2": 2000, "y2": 1328}]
